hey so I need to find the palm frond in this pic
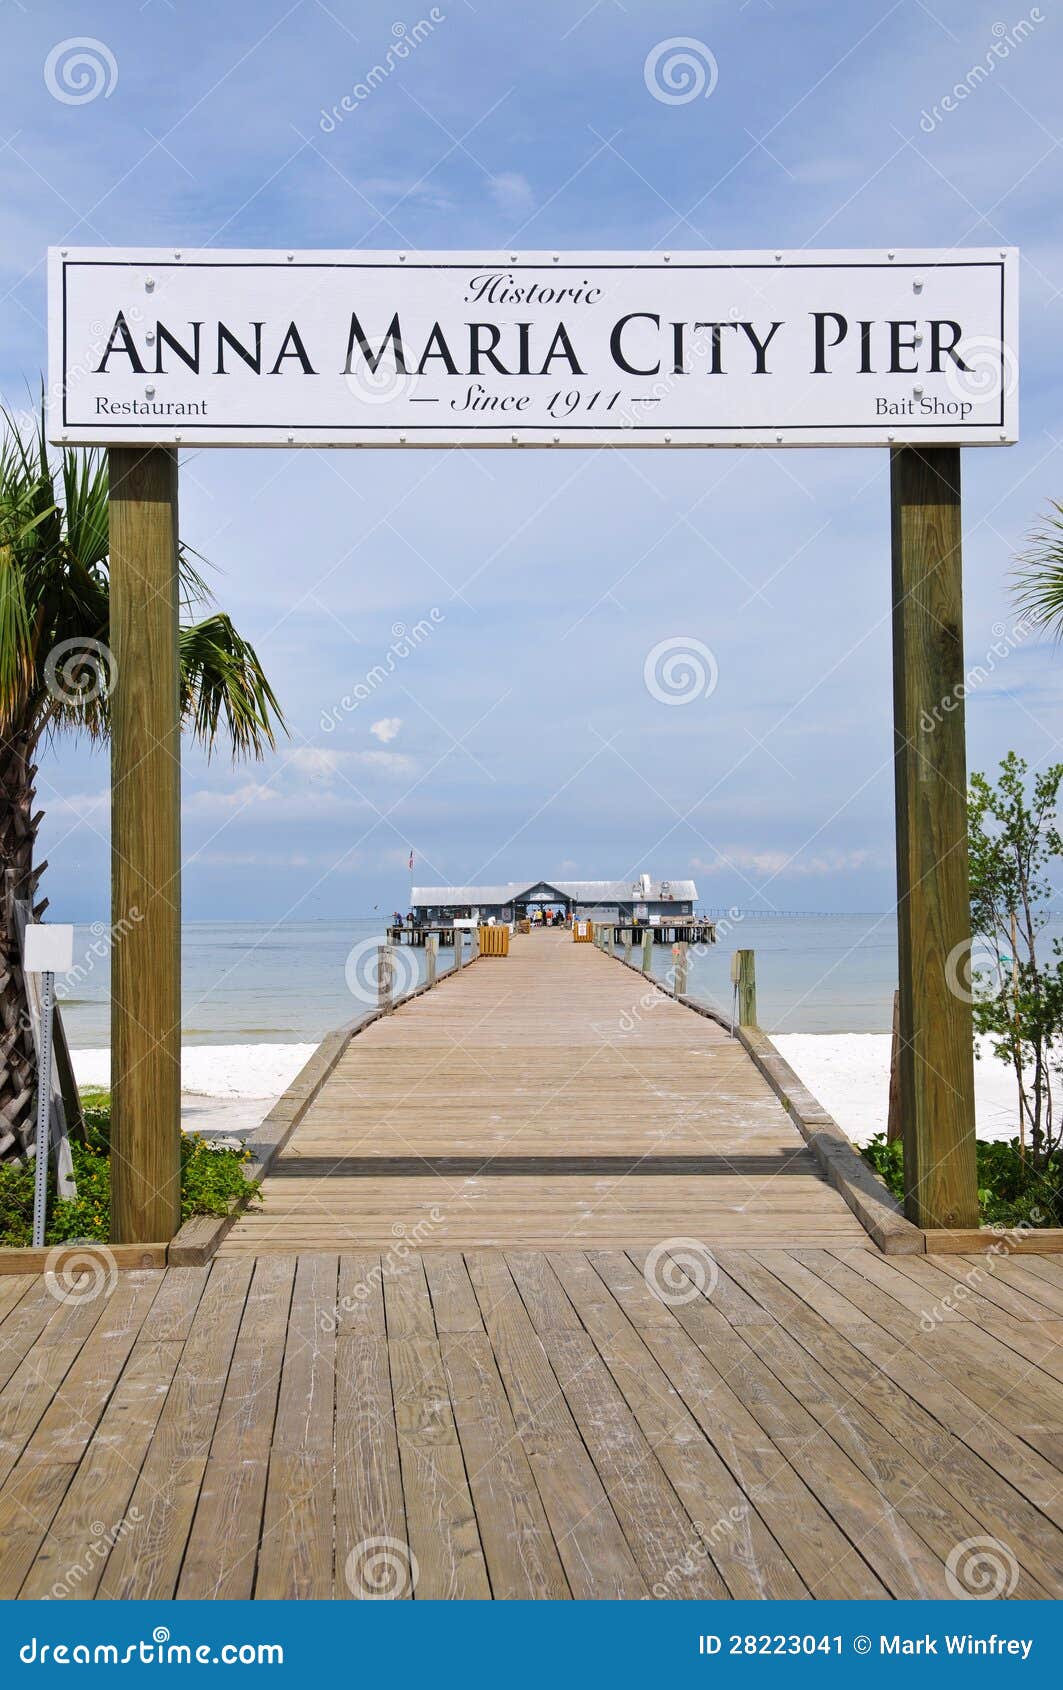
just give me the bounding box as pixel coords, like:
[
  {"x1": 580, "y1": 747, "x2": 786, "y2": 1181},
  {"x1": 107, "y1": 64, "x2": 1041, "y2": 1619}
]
[
  {"x1": 1014, "y1": 499, "x2": 1063, "y2": 638},
  {"x1": 179, "y1": 613, "x2": 285, "y2": 760}
]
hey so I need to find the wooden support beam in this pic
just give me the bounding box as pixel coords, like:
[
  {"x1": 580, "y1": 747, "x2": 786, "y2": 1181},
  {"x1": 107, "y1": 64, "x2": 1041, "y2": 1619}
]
[
  {"x1": 425, "y1": 933, "x2": 438, "y2": 987},
  {"x1": 108, "y1": 447, "x2": 181, "y2": 1244},
  {"x1": 734, "y1": 949, "x2": 756, "y2": 1027},
  {"x1": 378, "y1": 945, "x2": 394, "y2": 1011},
  {"x1": 891, "y1": 446, "x2": 978, "y2": 1229},
  {"x1": 673, "y1": 941, "x2": 688, "y2": 996},
  {"x1": 641, "y1": 930, "x2": 653, "y2": 973}
]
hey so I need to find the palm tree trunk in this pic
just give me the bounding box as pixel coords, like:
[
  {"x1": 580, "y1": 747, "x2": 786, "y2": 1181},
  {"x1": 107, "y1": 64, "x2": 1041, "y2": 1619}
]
[{"x1": 0, "y1": 730, "x2": 46, "y2": 1158}]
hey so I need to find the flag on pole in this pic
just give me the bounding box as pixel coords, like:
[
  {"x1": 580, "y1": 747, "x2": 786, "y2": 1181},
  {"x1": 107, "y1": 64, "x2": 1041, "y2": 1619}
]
[{"x1": 408, "y1": 850, "x2": 414, "y2": 872}]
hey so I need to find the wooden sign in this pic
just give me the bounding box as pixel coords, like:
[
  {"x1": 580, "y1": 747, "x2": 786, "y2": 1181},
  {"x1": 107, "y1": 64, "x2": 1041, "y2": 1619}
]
[{"x1": 49, "y1": 247, "x2": 1017, "y2": 449}]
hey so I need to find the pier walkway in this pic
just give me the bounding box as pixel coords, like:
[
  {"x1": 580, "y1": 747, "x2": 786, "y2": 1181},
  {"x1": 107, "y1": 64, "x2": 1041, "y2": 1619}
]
[
  {"x1": 220, "y1": 931, "x2": 867, "y2": 1252},
  {"x1": 2, "y1": 933, "x2": 1061, "y2": 1600}
]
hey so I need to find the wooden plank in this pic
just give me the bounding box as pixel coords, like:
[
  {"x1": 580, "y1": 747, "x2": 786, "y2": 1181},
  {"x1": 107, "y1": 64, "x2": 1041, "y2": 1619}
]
[
  {"x1": 108, "y1": 445, "x2": 182, "y2": 1244},
  {"x1": 550, "y1": 1252, "x2": 834, "y2": 1598},
  {"x1": 17, "y1": 1272, "x2": 210, "y2": 1599},
  {"x1": 721, "y1": 1250, "x2": 1063, "y2": 1594},
  {"x1": 0, "y1": 1272, "x2": 165, "y2": 1597},
  {"x1": 178, "y1": 1256, "x2": 296, "y2": 1598},
  {"x1": 382, "y1": 1251, "x2": 436, "y2": 1337},
  {"x1": 422, "y1": 1251, "x2": 484, "y2": 1333},
  {"x1": 890, "y1": 445, "x2": 978, "y2": 1229},
  {"x1": 466, "y1": 1250, "x2": 647, "y2": 1598},
  {"x1": 336, "y1": 1254, "x2": 386, "y2": 1335},
  {"x1": 255, "y1": 1255, "x2": 338, "y2": 1599},
  {"x1": 334, "y1": 1335, "x2": 408, "y2": 1598},
  {"x1": 442, "y1": 1331, "x2": 570, "y2": 1598},
  {"x1": 388, "y1": 1333, "x2": 490, "y2": 1598},
  {"x1": 97, "y1": 1259, "x2": 253, "y2": 1598},
  {"x1": 602, "y1": 1249, "x2": 952, "y2": 1599},
  {"x1": 0, "y1": 1245, "x2": 166, "y2": 1275}
]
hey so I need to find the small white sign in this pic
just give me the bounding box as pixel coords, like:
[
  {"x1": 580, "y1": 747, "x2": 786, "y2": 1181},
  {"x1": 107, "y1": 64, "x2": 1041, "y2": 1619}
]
[
  {"x1": 48, "y1": 247, "x2": 1018, "y2": 449},
  {"x1": 23, "y1": 923, "x2": 74, "y2": 974}
]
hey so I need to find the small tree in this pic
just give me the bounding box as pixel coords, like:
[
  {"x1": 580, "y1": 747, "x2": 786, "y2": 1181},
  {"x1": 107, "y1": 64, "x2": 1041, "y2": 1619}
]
[
  {"x1": 968, "y1": 753, "x2": 1063, "y2": 1165},
  {"x1": 0, "y1": 410, "x2": 285, "y2": 1159}
]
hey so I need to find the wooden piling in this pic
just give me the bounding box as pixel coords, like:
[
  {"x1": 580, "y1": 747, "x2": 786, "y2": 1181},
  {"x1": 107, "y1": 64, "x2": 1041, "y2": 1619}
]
[
  {"x1": 425, "y1": 933, "x2": 438, "y2": 986},
  {"x1": 378, "y1": 944, "x2": 394, "y2": 1011},
  {"x1": 673, "y1": 941, "x2": 688, "y2": 996},
  {"x1": 108, "y1": 447, "x2": 181, "y2": 1245},
  {"x1": 735, "y1": 950, "x2": 757, "y2": 1027},
  {"x1": 641, "y1": 930, "x2": 653, "y2": 973},
  {"x1": 891, "y1": 446, "x2": 978, "y2": 1229}
]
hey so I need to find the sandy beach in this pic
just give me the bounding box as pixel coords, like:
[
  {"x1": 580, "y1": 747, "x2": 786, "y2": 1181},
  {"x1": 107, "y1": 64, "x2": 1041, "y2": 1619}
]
[{"x1": 72, "y1": 1033, "x2": 1047, "y2": 1149}]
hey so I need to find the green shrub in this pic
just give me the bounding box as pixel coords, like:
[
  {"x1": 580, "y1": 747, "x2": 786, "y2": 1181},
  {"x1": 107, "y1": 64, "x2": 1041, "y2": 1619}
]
[
  {"x1": 0, "y1": 1092, "x2": 258, "y2": 1246},
  {"x1": 862, "y1": 1132, "x2": 1063, "y2": 1228}
]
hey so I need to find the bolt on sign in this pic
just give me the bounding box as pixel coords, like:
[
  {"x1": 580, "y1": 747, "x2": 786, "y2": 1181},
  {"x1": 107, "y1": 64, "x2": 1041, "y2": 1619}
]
[{"x1": 48, "y1": 247, "x2": 1018, "y2": 449}]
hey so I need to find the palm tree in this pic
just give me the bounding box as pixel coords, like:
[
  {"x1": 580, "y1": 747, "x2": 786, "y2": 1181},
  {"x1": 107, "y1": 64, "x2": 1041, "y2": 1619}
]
[
  {"x1": 0, "y1": 409, "x2": 284, "y2": 1158},
  {"x1": 1014, "y1": 500, "x2": 1063, "y2": 637}
]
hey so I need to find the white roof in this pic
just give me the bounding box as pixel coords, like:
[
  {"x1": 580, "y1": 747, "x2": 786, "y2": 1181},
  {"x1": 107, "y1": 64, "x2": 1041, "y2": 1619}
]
[{"x1": 412, "y1": 877, "x2": 698, "y2": 904}]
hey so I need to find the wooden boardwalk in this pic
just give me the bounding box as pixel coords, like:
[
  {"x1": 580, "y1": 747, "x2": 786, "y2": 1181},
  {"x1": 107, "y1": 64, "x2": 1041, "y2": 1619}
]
[
  {"x1": 3, "y1": 932, "x2": 1060, "y2": 1600},
  {"x1": 221, "y1": 931, "x2": 868, "y2": 1252},
  {"x1": 2, "y1": 1247, "x2": 1063, "y2": 1598}
]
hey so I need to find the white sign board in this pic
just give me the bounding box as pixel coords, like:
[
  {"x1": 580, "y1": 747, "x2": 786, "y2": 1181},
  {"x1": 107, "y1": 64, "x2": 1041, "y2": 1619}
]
[
  {"x1": 49, "y1": 248, "x2": 1018, "y2": 448},
  {"x1": 23, "y1": 924, "x2": 74, "y2": 975}
]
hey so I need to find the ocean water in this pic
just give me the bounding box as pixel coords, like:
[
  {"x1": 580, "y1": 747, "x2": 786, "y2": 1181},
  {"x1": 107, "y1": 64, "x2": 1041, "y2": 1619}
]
[{"x1": 59, "y1": 912, "x2": 933, "y2": 1046}]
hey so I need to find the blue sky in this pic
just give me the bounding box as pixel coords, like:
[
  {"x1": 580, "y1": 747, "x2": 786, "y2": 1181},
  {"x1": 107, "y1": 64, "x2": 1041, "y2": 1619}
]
[{"x1": 2, "y1": 0, "x2": 1061, "y2": 919}]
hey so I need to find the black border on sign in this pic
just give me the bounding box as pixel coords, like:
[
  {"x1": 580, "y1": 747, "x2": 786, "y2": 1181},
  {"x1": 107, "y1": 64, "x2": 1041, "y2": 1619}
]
[{"x1": 60, "y1": 259, "x2": 1009, "y2": 434}]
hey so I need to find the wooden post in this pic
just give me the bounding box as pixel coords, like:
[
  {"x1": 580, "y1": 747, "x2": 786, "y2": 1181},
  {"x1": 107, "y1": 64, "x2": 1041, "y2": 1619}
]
[
  {"x1": 891, "y1": 447, "x2": 979, "y2": 1229},
  {"x1": 735, "y1": 949, "x2": 757, "y2": 1027},
  {"x1": 641, "y1": 930, "x2": 653, "y2": 973},
  {"x1": 887, "y1": 987, "x2": 902, "y2": 1143},
  {"x1": 378, "y1": 944, "x2": 394, "y2": 1010},
  {"x1": 673, "y1": 942, "x2": 688, "y2": 996},
  {"x1": 109, "y1": 447, "x2": 181, "y2": 1244},
  {"x1": 604, "y1": 926, "x2": 613, "y2": 955},
  {"x1": 622, "y1": 929, "x2": 632, "y2": 963},
  {"x1": 425, "y1": 933, "x2": 438, "y2": 987},
  {"x1": 453, "y1": 928, "x2": 463, "y2": 970}
]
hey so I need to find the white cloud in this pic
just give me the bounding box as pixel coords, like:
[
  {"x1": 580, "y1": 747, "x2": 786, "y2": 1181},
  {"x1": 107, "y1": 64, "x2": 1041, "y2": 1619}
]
[
  {"x1": 288, "y1": 747, "x2": 344, "y2": 780},
  {"x1": 353, "y1": 749, "x2": 414, "y2": 776},
  {"x1": 488, "y1": 171, "x2": 534, "y2": 214},
  {"x1": 692, "y1": 847, "x2": 874, "y2": 879},
  {"x1": 370, "y1": 716, "x2": 403, "y2": 744},
  {"x1": 186, "y1": 782, "x2": 279, "y2": 812}
]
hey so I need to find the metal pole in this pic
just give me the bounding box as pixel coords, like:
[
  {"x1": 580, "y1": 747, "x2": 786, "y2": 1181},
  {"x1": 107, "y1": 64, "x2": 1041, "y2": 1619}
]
[{"x1": 32, "y1": 970, "x2": 54, "y2": 1248}]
